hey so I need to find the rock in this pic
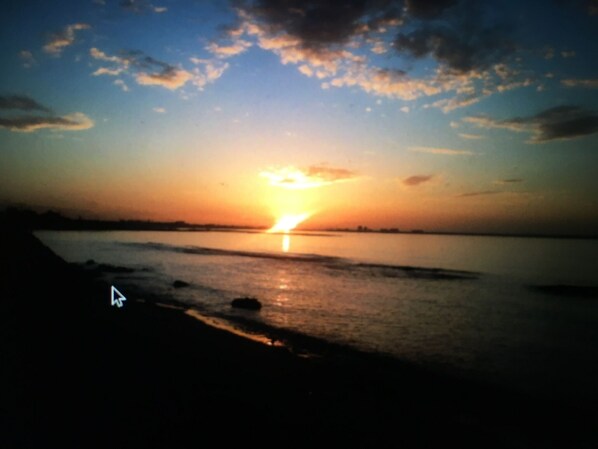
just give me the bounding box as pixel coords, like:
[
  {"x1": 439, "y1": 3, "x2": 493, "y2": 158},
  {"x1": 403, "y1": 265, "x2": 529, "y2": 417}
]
[
  {"x1": 173, "y1": 280, "x2": 190, "y2": 288},
  {"x1": 231, "y1": 297, "x2": 262, "y2": 310}
]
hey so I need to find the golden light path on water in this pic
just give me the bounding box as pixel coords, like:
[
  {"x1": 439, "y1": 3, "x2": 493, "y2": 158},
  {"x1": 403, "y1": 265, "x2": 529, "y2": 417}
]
[{"x1": 267, "y1": 213, "x2": 311, "y2": 253}]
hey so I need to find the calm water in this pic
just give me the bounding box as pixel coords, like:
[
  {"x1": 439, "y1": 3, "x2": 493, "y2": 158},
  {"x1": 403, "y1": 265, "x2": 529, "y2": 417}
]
[{"x1": 36, "y1": 230, "x2": 598, "y2": 401}]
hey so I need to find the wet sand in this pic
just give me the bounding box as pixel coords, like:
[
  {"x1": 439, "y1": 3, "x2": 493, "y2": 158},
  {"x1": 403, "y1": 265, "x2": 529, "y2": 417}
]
[{"x1": 1, "y1": 227, "x2": 596, "y2": 448}]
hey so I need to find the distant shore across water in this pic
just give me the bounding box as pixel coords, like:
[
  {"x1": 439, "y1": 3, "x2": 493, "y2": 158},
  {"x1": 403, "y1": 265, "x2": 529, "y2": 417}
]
[{"x1": 2, "y1": 207, "x2": 597, "y2": 240}]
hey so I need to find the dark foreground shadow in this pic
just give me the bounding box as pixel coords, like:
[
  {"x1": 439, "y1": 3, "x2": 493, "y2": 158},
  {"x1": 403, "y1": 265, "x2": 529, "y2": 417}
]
[{"x1": 1, "y1": 226, "x2": 596, "y2": 448}]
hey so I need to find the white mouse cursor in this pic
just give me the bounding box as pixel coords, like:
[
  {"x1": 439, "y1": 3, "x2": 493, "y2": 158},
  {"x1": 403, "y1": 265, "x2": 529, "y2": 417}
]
[{"x1": 111, "y1": 285, "x2": 127, "y2": 308}]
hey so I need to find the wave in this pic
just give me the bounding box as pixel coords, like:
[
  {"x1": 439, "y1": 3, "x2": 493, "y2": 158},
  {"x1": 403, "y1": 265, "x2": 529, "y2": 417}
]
[{"x1": 121, "y1": 241, "x2": 479, "y2": 280}]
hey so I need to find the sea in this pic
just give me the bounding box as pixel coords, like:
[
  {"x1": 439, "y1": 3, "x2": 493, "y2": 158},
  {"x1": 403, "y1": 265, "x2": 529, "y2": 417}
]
[{"x1": 36, "y1": 230, "x2": 598, "y2": 403}]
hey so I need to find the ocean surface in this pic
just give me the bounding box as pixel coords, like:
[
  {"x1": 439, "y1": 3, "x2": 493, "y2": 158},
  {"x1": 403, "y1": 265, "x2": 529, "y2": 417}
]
[{"x1": 36, "y1": 230, "x2": 598, "y2": 402}]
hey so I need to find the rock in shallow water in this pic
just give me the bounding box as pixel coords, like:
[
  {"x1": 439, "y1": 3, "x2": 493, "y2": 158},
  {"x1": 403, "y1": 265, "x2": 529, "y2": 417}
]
[
  {"x1": 173, "y1": 280, "x2": 190, "y2": 288},
  {"x1": 231, "y1": 297, "x2": 262, "y2": 310}
]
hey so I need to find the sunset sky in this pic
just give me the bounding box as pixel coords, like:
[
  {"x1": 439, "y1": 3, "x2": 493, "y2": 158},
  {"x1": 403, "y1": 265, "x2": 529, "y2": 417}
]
[{"x1": 1, "y1": 0, "x2": 597, "y2": 234}]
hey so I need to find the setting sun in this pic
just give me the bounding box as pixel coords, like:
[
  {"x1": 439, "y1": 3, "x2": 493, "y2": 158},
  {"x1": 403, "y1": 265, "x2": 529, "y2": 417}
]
[{"x1": 267, "y1": 213, "x2": 311, "y2": 234}]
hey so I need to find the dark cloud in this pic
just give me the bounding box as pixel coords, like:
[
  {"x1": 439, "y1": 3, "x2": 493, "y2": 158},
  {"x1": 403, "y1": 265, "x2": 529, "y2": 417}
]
[
  {"x1": 465, "y1": 105, "x2": 598, "y2": 143},
  {"x1": 0, "y1": 113, "x2": 93, "y2": 132},
  {"x1": 243, "y1": 0, "x2": 401, "y2": 49},
  {"x1": 395, "y1": 2, "x2": 515, "y2": 73},
  {"x1": 405, "y1": 0, "x2": 458, "y2": 19},
  {"x1": 0, "y1": 95, "x2": 51, "y2": 113},
  {"x1": 120, "y1": 0, "x2": 166, "y2": 13},
  {"x1": 403, "y1": 175, "x2": 433, "y2": 186},
  {"x1": 240, "y1": 0, "x2": 514, "y2": 74}
]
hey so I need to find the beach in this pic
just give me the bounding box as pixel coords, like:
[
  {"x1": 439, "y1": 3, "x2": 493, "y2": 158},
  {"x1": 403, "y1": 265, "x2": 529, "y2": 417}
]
[{"x1": 1, "y1": 228, "x2": 596, "y2": 448}]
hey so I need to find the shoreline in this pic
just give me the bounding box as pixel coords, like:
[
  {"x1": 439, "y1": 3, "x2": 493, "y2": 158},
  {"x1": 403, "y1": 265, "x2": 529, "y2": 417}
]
[{"x1": 2, "y1": 228, "x2": 597, "y2": 448}]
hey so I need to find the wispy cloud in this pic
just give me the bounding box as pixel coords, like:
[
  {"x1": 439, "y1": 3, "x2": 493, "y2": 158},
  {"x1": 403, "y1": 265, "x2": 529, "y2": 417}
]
[
  {"x1": 457, "y1": 190, "x2": 503, "y2": 198},
  {"x1": 119, "y1": 0, "x2": 166, "y2": 14},
  {"x1": 409, "y1": 146, "x2": 475, "y2": 156},
  {"x1": 113, "y1": 79, "x2": 129, "y2": 92},
  {"x1": 43, "y1": 23, "x2": 90, "y2": 55},
  {"x1": 464, "y1": 105, "x2": 598, "y2": 143},
  {"x1": 152, "y1": 107, "x2": 166, "y2": 113},
  {"x1": 458, "y1": 133, "x2": 484, "y2": 139},
  {"x1": 495, "y1": 178, "x2": 523, "y2": 184},
  {"x1": 260, "y1": 165, "x2": 357, "y2": 189},
  {"x1": 19, "y1": 50, "x2": 36, "y2": 68},
  {"x1": 561, "y1": 78, "x2": 598, "y2": 89},
  {"x1": 403, "y1": 175, "x2": 433, "y2": 186}
]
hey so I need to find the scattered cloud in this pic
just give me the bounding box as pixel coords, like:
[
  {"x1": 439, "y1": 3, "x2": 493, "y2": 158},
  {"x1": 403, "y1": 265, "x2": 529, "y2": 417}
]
[
  {"x1": 211, "y1": 1, "x2": 529, "y2": 112},
  {"x1": 495, "y1": 178, "x2": 523, "y2": 184},
  {"x1": 93, "y1": 67, "x2": 124, "y2": 76},
  {"x1": 260, "y1": 165, "x2": 357, "y2": 189},
  {"x1": 113, "y1": 79, "x2": 129, "y2": 92},
  {"x1": 400, "y1": 106, "x2": 410, "y2": 113},
  {"x1": 464, "y1": 105, "x2": 598, "y2": 143},
  {"x1": 206, "y1": 40, "x2": 252, "y2": 58},
  {"x1": 19, "y1": 50, "x2": 36, "y2": 68},
  {"x1": 561, "y1": 78, "x2": 598, "y2": 89},
  {"x1": 120, "y1": 0, "x2": 166, "y2": 14},
  {"x1": 403, "y1": 175, "x2": 433, "y2": 186},
  {"x1": 0, "y1": 112, "x2": 93, "y2": 132},
  {"x1": 90, "y1": 48, "x2": 220, "y2": 91},
  {"x1": 153, "y1": 107, "x2": 166, "y2": 113},
  {"x1": 458, "y1": 133, "x2": 484, "y2": 139},
  {"x1": 457, "y1": 190, "x2": 503, "y2": 198},
  {"x1": 561, "y1": 50, "x2": 576, "y2": 58},
  {"x1": 410, "y1": 146, "x2": 475, "y2": 156},
  {"x1": 43, "y1": 23, "x2": 90, "y2": 55},
  {"x1": 0, "y1": 95, "x2": 51, "y2": 113}
]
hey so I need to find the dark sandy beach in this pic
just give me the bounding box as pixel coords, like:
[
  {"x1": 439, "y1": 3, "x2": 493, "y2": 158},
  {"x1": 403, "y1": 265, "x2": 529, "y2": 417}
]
[{"x1": 1, "y1": 226, "x2": 596, "y2": 448}]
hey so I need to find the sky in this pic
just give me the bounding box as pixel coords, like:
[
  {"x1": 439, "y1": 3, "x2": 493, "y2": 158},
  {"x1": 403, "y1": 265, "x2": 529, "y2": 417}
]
[{"x1": 0, "y1": 0, "x2": 597, "y2": 235}]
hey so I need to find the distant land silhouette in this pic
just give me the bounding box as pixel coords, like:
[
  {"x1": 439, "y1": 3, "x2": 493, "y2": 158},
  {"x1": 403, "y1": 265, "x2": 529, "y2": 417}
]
[{"x1": 1, "y1": 207, "x2": 595, "y2": 240}]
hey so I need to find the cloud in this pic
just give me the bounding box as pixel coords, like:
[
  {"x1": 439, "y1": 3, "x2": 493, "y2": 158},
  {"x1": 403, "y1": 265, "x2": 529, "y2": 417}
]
[
  {"x1": 19, "y1": 50, "x2": 36, "y2": 68},
  {"x1": 90, "y1": 47, "x2": 124, "y2": 64},
  {"x1": 153, "y1": 107, "x2": 166, "y2": 113},
  {"x1": 464, "y1": 105, "x2": 598, "y2": 142},
  {"x1": 135, "y1": 68, "x2": 192, "y2": 90},
  {"x1": 409, "y1": 146, "x2": 475, "y2": 156},
  {"x1": 90, "y1": 48, "x2": 198, "y2": 91},
  {"x1": 561, "y1": 79, "x2": 598, "y2": 89},
  {"x1": 395, "y1": 18, "x2": 514, "y2": 74},
  {"x1": 495, "y1": 178, "x2": 523, "y2": 184},
  {"x1": 403, "y1": 175, "x2": 433, "y2": 186},
  {"x1": 113, "y1": 79, "x2": 129, "y2": 92},
  {"x1": 206, "y1": 40, "x2": 252, "y2": 58},
  {"x1": 458, "y1": 133, "x2": 484, "y2": 139},
  {"x1": 93, "y1": 67, "x2": 123, "y2": 76},
  {"x1": 216, "y1": 2, "x2": 529, "y2": 112},
  {"x1": 119, "y1": 0, "x2": 166, "y2": 14},
  {"x1": 260, "y1": 165, "x2": 357, "y2": 189},
  {"x1": 457, "y1": 190, "x2": 502, "y2": 198},
  {"x1": 0, "y1": 95, "x2": 51, "y2": 113},
  {"x1": 0, "y1": 112, "x2": 93, "y2": 132},
  {"x1": 43, "y1": 23, "x2": 90, "y2": 55}
]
